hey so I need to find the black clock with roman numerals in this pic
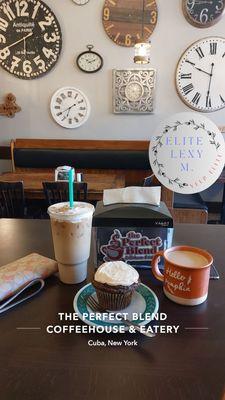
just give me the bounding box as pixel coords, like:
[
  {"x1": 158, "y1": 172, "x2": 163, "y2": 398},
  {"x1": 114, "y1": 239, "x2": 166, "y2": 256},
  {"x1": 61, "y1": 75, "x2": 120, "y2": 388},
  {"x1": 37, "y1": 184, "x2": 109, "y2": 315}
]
[
  {"x1": 176, "y1": 37, "x2": 225, "y2": 112},
  {"x1": 0, "y1": 0, "x2": 62, "y2": 79}
]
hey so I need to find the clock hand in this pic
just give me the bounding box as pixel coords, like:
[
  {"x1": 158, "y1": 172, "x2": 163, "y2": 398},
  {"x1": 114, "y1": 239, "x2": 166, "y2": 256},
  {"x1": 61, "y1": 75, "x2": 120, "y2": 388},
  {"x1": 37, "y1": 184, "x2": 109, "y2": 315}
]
[
  {"x1": 2, "y1": 32, "x2": 33, "y2": 51},
  {"x1": 187, "y1": 62, "x2": 212, "y2": 77},
  {"x1": 195, "y1": 66, "x2": 212, "y2": 77},
  {"x1": 23, "y1": 38, "x2": 26, "y2": 57},
  {"x1": 57, "y1": 104, "x2": 77, "y2": 116},
  {"x1": 206, "y1": 63, "x2": 214, "y2": 106}
]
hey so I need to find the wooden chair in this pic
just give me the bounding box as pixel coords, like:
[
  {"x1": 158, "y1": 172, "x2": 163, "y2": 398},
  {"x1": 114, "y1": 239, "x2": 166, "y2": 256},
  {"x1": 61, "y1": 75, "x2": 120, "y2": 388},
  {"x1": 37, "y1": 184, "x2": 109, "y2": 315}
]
[
  {"x1": 42, "y1": 181, "x2": 88, "y2": 206},
  {"x1": 143, "y1": 175, "x2": 208, "y2": 224},
  {"x1": 0, "y1": 181, "x2": 25, "y2": 218}
]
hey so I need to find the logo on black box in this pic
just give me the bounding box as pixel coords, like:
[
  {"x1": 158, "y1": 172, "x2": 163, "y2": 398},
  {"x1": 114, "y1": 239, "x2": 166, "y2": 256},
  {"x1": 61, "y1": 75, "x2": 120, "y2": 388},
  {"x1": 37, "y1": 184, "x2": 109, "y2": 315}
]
[{"x1": 100, "y1": 229, "x2": 163, "y2": 262}]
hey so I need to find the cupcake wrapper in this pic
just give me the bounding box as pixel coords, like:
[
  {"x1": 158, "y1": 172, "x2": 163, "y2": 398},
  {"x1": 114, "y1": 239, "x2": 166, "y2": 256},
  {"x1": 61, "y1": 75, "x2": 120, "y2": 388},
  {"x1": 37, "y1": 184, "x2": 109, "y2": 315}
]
[{"x1": 95, "y1": 288, "x2": 133, "y2": 311}]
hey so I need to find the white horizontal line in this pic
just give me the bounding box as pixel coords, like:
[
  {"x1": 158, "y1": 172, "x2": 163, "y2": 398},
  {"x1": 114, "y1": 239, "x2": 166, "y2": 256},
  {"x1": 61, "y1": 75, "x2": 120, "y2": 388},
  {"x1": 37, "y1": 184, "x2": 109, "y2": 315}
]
[
  {"x1": 185, "y1": 327, "x2": 209, "y2": 330},
  {"x1": 16, "y1": 327, "x2": 41, "y2": 330}
]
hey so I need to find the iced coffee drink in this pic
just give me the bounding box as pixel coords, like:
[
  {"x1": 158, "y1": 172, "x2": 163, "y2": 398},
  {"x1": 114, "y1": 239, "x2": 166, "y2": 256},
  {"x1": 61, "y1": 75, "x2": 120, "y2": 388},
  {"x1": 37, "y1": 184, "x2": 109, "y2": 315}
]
[{"x1": 48, "y1": 202, "x2": 95, "y2": 284}]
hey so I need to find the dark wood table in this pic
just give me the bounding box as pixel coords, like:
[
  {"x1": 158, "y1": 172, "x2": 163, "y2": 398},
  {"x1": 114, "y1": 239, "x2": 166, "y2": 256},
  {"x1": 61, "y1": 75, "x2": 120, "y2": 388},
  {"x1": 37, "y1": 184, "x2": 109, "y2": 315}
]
[
  {"x1": 0, "y1": 220, "x2": 224, "y2": 400},
  {"x1": 0, "y1": 172, "x2": 125, "y2": 201}
]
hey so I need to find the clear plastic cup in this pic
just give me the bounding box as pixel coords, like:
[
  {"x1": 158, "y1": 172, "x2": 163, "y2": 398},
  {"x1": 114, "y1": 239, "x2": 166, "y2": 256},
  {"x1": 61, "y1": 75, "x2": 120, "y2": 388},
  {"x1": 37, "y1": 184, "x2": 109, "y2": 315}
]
[{"x1": 48, "y1": 202, "x2": 94, "y2": 284}]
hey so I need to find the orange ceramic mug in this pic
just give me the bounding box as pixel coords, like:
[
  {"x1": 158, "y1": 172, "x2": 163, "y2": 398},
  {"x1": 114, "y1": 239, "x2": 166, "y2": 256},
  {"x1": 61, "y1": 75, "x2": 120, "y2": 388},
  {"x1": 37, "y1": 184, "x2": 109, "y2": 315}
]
[{"x1": 151, "y1": 246, "x2": 213, "y2": 306}]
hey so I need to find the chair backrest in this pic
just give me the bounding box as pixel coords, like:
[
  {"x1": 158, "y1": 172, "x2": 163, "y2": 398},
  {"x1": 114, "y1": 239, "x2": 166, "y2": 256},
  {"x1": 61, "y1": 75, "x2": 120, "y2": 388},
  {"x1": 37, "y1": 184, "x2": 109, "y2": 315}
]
[
  {"x1": 42, "y1": 181, "x2": 88, "y2": 206},
  {"x1": 0, "y1": 181, "x2": 25, "y2": 218}
]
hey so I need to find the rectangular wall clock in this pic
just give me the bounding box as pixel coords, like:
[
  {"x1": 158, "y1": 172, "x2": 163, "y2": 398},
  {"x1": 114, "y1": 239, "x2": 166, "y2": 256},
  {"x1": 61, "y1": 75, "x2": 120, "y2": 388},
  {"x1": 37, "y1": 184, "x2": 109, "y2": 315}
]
[{"x1": 113, "y1": 68, "x2": 156, "y2": 114}]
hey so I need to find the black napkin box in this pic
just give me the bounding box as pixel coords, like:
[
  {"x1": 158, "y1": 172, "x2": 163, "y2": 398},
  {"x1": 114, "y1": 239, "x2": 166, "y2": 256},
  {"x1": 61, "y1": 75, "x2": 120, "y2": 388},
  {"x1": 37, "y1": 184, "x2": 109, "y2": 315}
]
[{"x1": 93, "y1": 201, "x2": 173, "y2": 269}]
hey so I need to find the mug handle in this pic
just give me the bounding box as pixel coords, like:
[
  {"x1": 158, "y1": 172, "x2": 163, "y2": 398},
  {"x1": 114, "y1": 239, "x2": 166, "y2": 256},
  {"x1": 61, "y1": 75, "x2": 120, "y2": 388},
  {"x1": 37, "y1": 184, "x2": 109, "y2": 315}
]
[{"x1": 151, "y1": 251, "x2": 165, "y2": 282}]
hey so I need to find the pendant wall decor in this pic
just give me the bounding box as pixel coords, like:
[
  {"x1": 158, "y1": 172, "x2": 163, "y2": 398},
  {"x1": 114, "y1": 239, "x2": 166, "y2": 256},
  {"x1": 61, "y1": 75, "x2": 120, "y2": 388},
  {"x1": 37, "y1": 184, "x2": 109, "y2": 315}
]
[
  {"x1": 113, "y1": 69, "x2": 156, "y2": 114},
  {"x1": 0, "y1": 93, "x2": 21, "y2": 117}
]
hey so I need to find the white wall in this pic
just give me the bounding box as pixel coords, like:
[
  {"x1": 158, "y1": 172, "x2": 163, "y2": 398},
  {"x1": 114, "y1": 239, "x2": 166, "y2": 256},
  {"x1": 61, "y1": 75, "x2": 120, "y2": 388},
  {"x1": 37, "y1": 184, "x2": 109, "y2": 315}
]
[{"x1": 0, "y1": 0, "x2": 225, "y2": 199}]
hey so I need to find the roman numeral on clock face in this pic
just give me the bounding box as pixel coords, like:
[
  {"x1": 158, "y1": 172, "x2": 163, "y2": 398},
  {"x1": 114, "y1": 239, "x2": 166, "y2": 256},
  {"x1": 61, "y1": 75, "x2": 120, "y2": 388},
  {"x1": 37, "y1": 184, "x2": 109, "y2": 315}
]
[
  {"x1": 196, "y1": 47, "x2": 204, "y2": 59},
  {"x1": 192, "y1": 92, "x2": 201, "y2": 105},
  {"x1": 181, "y1": 73, "x2": 192, "y2": 79},
  {"x1": 182, "y1": 83, "x2": 194, "y2": 95},
  {"x1": 185, "y1": 60, "x2": 195, "y2": 66},
  {"x1": 206, "y1": 96, "x2": 212, "y2": 108},
  {"x1": 210, "y1": 43, "x2": 217, "y2": 55}
]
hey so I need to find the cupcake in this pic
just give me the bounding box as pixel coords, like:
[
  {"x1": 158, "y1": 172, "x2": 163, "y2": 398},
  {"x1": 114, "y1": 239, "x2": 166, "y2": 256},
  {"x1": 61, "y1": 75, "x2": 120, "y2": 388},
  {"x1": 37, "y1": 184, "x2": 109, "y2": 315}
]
[{"x1": 92, "y1": 261, "x2": 140, "y2": 311}]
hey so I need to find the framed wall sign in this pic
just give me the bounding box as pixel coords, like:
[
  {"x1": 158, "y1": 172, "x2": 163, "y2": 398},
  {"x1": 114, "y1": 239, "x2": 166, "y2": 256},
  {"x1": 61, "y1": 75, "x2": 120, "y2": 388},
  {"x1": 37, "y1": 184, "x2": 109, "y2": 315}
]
[
  {"x1": 176, "y1": 37, "x2": 225, "y2": 113},
  {"x1": 0, "y1": 0, "x2": 62, "y2": 80},
  {"x1": 149, "y1": 112, "x2": 225, "y2": 194},
  {"x1": 113, "y1": 69, "x2": 156, "y2": 114}
]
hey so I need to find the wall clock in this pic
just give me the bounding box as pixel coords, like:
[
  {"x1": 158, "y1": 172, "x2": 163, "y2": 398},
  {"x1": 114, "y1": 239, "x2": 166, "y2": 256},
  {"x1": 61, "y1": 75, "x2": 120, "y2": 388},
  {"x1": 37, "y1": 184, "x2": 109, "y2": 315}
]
[
  {"x1": 50, "y1": 87, "x2": 91, "y2": 129},
  {"x1": 0, "y1": 0, "x2": 62, "y2": 80},
  {"x1": 102, "y1": 0, "x2": 158, "y2": 47},
  {"x1": 72, "y1": 0, "x2": 89, "y2": 4},
  {"x1": 76, "y1": 45, "x2": 103, "y2": 73},
  {"x1": 176, "y1": 37, "x2": 225, "y2": 113},
  {"x1": 182, "y1": 0, "x2": 225, "y2": 28},
  {"x1": 113, "y1": 69, "x2": 156, "y2": 113}
]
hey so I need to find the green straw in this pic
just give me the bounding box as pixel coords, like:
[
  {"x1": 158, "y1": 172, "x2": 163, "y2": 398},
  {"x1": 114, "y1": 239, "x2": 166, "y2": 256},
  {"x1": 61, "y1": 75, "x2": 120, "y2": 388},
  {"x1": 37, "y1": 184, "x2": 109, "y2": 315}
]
[{"x1": 69, "y1": 168, "x2": 74, "y2": 208}]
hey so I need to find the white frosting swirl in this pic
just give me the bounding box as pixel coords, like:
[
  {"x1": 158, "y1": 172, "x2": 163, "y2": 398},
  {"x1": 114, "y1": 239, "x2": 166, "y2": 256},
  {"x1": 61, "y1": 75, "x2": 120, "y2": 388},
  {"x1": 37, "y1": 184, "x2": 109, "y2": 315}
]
[{"x1": 94, "y1": 261, "x2": 139, "y2": 286}]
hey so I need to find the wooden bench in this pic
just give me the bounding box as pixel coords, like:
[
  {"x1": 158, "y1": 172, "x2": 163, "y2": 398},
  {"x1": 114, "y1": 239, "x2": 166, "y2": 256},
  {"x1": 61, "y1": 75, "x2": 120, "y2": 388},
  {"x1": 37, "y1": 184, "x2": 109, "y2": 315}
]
[
  {"x1": 10, "y1": 138, "x2": 151, "y2": 187},
  {"x1": 10, "y1": 138, "x2": 207, "y2": 223}
]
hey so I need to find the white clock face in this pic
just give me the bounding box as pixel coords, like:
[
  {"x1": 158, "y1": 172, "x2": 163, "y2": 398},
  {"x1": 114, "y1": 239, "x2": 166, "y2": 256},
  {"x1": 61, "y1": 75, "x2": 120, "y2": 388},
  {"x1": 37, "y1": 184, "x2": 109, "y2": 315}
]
[
  {"x1": 125, "y1": 82, "x2": 143, "y2": 102},
  {"x1": 50, "y1": 87, "x2": 90, "y2": 128},
  {"x1": 77, "y1": 52, "x2": 102, "y2": 73},
  {"x1": 176, "y1": 37, "x2": 225, "y2": 112}
]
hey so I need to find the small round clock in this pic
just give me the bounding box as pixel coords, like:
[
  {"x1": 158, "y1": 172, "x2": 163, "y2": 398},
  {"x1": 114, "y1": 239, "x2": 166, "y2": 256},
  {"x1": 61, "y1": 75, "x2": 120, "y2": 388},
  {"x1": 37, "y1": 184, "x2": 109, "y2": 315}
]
[
  {"x1": 125, "y1": 82, "x2": 144, "y2": 102},
  {"x1": 183, "y1": 0, "x2": 225, "y2": 28},
  {"x1": 50, "y1": 87, "x2": 91, "y2": 129},
  {"x1": 72, "y1": 0, "x2": 89, "y2": 5},
  {"x1": 176, "y1": 37, "x2": 225, "y2": 113},
  {"x1": 102, "y1": 0, "x2": 158, "y2": 47},
  {"x1": 76, "y1": 45, "x2": 103, "y2": 73},
  {"x1": 0, "y1": 0, "x2": 62, "y2": 80}
]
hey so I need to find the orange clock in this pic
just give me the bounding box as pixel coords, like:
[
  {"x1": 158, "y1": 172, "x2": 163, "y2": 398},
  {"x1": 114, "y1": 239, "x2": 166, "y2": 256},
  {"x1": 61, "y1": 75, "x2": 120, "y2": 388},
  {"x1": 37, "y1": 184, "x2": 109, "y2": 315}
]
[{"x1": 102, "y1": 0, "x2": 158, "y2": 47}]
